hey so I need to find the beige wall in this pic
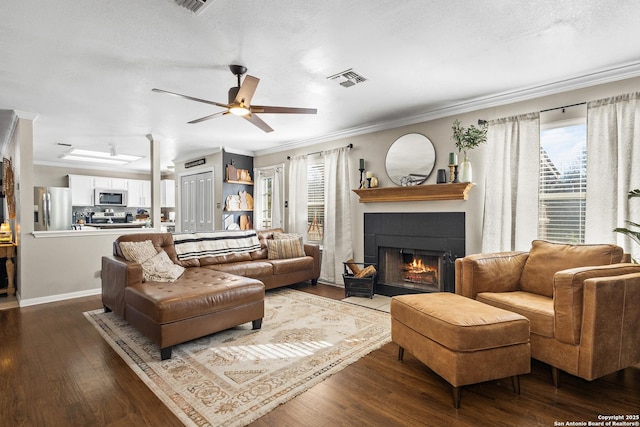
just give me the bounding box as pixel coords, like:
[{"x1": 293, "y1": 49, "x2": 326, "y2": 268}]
[{"x1": 256, "y1": 75, "x2": 640, "y2": 261}]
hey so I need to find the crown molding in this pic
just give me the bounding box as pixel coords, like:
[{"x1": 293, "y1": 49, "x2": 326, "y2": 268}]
[
  {"x1": 222, "y1": 146, "x2": 255, "y2": 157},
  {"x1": 255, "y1": 61, "x2": 640, "y2": 157}
]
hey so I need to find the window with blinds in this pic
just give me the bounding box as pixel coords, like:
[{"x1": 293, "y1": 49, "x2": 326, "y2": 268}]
[
  {"x1": 307, "y1": 161, "x2": 324, "y2": 243},
  {"x1": 538, "y1": 121, "x2": 587, "y2": 243}
]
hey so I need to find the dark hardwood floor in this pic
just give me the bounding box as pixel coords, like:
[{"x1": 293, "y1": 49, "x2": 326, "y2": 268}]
[{"x1": 1, "y1": 283, "x2": 638, "y2": 426}]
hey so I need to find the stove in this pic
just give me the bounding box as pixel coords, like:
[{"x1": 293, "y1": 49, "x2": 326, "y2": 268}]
[{"x1": 92, "y1": 211, "x2": 127, "y2": 224}]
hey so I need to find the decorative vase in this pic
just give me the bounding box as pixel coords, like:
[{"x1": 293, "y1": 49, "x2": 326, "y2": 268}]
[{"x1": 458, "y1": 153, "x2": 472, "y2": 183}]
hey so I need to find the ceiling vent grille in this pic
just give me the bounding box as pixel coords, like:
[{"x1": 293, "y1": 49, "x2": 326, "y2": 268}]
[
  {"x1": 174, "y1": 0, "x2": 214, "y2": 15},
  {"x1": 327, "y1": 68, "x2": 368, "y2": 88}
]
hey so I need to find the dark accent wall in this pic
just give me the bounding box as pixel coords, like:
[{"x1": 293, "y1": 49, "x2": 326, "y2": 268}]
[{"x1": 364, "y1": 212, "x2": 465, "y2": 295}]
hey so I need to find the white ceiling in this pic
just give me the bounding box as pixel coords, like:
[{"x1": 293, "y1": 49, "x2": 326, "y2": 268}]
[{"x1": 2, "y1": 0, "x2": 640, "y2": 172}]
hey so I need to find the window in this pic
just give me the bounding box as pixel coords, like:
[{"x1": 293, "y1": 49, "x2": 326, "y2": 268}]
[
  {"x1": 307, "y1": 159, "x2": 324, "y2": 243},
  {"x1": 257, "y1": 173, "x2": 273, "y2": 228},
  {"x1": 254, "y1": 165, "x2": 284, "y2": 230},
  {"x1": 538, "y1": 119, "x2": 587, "y2": 243}
]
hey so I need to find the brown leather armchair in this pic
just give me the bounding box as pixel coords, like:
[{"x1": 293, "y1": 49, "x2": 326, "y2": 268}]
[{"x1": 455, "y1": 240, "x2": 640, "y2": 386}]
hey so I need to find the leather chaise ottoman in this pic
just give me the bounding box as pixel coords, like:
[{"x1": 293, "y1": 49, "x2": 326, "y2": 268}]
[
  {"x1": 391, "y1": 292, "x2": 530, "y2": 408},
  {"x1": 123, "y1": 269, "x2": 265, "y2": 360}
]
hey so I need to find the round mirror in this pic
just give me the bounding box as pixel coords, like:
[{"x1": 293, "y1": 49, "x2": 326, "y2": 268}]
[{"x1": 385, "y1": 133, "x2": 436, "y2": 186}]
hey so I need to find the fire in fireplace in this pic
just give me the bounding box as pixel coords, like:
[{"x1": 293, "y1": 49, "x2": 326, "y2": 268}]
[{"x1": 379, "y1": 247, "x2": 443, "y2": 293}]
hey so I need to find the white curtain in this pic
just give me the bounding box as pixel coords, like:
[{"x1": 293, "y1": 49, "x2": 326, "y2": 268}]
[
  {"x1": 585, "y1": 92, "x2": 640, "y2": 259},
  {"x1": 272, "y1": 166, "x2": 284, "y2": 229},
  {"x1": 287, "y1": 155, "x2": 308, "y2": 237},
  {"x1": 320, "y1": 147, "x2": 353, "y2": 284},
  {"x1": 481, "y1": 113, "x2": 540, "y2": 252}
]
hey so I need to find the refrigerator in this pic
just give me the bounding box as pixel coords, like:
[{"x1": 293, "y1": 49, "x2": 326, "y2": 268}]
[{"x1": 34, "y1": 187, "x2": 72, "y2": 231}]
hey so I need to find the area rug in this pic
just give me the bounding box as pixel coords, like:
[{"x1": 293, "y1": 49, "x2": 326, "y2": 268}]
[
  {"x1": 342, "y1": 294, "x2": 391, "y2": 312},
  {"x1": 84, "y1": 288, "x2": 391, "y2": 427}
]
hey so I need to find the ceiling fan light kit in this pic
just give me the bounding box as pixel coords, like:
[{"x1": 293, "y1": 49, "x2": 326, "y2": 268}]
[{"x1": 153, "y1": 64, "x2": 317, "y2": 132}]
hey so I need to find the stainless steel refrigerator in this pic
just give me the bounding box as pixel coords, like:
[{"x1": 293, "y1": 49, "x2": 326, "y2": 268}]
[{"x1": 34, "y1": 187, "x2": 72, "y2": 231}]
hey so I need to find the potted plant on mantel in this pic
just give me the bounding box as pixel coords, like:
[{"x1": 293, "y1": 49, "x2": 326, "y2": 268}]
[
  {"x1": 451, "y1": 119, "x2": 488, "y2": 183},
  {"x1": 614, "y1": 188, "x2": 640, "y2": 263}
]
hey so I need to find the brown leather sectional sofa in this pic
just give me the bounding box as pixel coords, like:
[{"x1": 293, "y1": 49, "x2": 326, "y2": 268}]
[{"x1": 101, "y1": 228, "x2": 321, "y2": 359}]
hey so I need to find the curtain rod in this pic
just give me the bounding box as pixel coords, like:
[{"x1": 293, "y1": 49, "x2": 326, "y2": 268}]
[
  {"x1": 287, "y1": 143, "x2": 353, "y2": 160},
  {"x1": 540, "y1": 102, "x2": 586, "y2": 113}
]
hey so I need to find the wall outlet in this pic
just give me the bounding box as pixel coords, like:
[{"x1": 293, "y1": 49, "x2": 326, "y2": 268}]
[{"x1": 95, "y1": 270, "x2": 101, "y2": 278}]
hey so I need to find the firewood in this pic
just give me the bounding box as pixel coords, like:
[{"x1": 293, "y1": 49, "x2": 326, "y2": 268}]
[
  {"x1": 345, "y1": 259, "x2": 361, "y2": 275},
  {"x1": 355, "y1": 265, "x2": 376, "y2": 278}
]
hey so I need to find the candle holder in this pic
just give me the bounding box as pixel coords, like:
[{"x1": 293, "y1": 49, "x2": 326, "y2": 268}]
[
  {"x1": 453, "y1": 165, "x2": 459, "y2": 183},
  {"x1": 366, "y1": 177, "x2": 372, "y2": 188},
  {"x1": 359, "y1": 168, "x2": 365, "y2": 189},
  {"x1": 448, "y1": 164, "x2": 456, "y2": 183}
]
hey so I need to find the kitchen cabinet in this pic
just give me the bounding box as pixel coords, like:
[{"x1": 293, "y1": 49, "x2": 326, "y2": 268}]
[
  {"x1": 127, "y1": 179, "x2": 151, "y2": 207},
  {"x1": 94, "y1": 177, "x2": 128, "y2": 190},
  {"x1": 68, "y1": 174, "x2": 94, "y2": 206},
  {"x1": 161, "y1": 179, "x2": 176, "y2": 208}
]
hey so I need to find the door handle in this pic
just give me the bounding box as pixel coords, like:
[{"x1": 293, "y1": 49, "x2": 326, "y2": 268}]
[{"x1": 45, "y1": 193, "x2": 51, "y2": 227}]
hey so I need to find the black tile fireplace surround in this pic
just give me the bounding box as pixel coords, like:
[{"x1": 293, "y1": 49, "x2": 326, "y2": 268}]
[{"x1": 364, "y1": 212, "x2": 465, "y2": 296}]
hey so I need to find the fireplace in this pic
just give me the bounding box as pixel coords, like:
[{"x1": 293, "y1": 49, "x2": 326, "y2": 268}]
[
  {"x1": 379, "y1": 247, "x2": 443, "y2": 292},
  {"x1": 364, "y1": 212, "x2": 465, "y2": 296}
]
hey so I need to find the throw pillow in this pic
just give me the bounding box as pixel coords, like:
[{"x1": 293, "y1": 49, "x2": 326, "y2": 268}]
[
  {"x1": 267, "y1": 237, "x2": 305, "y2": 259},
  {"x1": 141, "y1": 250, "x2": 185, "y2": 282},
  {"x1": 119, "y1": 240, "x2": 158, "y2": 264},
  {"x1": 273, "y1": 232, "x2": 303, "y2": 240}
]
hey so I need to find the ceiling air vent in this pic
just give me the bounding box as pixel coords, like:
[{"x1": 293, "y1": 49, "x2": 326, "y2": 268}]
[
  {"x1": 327, "y1": 68, "x2": 368, "y2": 88},
  {"x1": 174, "y1": 0, "x2": 214, "y2": 15}
]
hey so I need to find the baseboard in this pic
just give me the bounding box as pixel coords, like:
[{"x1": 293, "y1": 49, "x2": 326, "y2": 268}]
[{"x1": 19, "y1": 288, "x2": 101, "y2": 307}]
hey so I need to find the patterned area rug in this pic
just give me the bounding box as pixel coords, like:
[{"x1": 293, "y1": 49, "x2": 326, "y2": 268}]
[
  {"x1": 342, "y1": 295, "x2": 391, "y2": 312},
  {"x1": 84, "y1": 288, "x2": 391, "y2": 427}
]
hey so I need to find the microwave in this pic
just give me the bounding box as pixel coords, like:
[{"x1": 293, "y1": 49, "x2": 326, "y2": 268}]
[{"x1": 95, "y1": 188, "x2": 128, "y2": 206}]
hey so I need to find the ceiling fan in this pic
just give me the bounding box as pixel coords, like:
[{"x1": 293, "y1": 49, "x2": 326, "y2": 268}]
[{"x1": 152, "y1": 65, "x2": 317, "y2": 133}]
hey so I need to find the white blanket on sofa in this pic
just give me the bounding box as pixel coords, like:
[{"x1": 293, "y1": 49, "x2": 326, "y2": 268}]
[{"x1": 173, "y1": 230, "x2": 261, "y2": 261}]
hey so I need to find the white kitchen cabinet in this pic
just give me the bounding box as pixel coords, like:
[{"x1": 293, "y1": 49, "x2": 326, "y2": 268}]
[
  {"x1": 68, "y1": 174, "x2": 94, "y2": 206},
  {"x1": 127, "y1": 179, "x2": 151, "y2": 207},
  {"x1": 161, "y1": 179, "x2": 176, "y2": 208},
  {"x1": 93, "y1": 177, "x2": 128, "y2": 190}
]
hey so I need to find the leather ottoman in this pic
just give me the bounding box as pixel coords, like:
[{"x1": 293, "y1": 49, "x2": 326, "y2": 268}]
[
  {"x1": 390, "y1": 292, "x2": 530, "y2": 408},
  {"x1": 124, "y1": 269, "x2": 265, "y2": 360}
]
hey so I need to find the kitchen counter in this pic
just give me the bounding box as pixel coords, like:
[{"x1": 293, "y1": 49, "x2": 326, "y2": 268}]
[{"x1": 82, "y1": 223, "x2": 147, "y2": 230}]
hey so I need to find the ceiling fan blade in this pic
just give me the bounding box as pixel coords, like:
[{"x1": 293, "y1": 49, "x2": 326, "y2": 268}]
[
  {"x1": 250, "y1": 105, "x2": 317, "y2": 114},
  {"x1": 152, "y1": 88, "x2": 228, "y2": 108},
  {"x1": 243, "y1": 113, "x2": 274, "y2": 133},
  {"x1": 188, "y1": 111, "x2": 228, "y2": 124},
  {"x1": 234, "y1": 75, "x2": 259, "y2": 105}
]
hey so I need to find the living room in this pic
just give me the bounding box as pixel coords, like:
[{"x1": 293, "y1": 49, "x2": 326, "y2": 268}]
[{"x1": 2, "y1": 1, "x2": 640, "y2": 425}]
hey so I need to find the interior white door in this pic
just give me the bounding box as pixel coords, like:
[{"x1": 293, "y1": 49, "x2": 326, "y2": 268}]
[{"x1": 180, "y1": 170, "x2": 213, "y2": 232}]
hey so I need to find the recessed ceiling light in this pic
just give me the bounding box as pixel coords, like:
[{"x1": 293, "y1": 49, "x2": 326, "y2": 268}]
[
  {"x1": 60, "y1": 148, "x2": 144, "y2": 165},
  {"x1": 60, "y1": 155, "x2": 129, "y2": 166}
]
